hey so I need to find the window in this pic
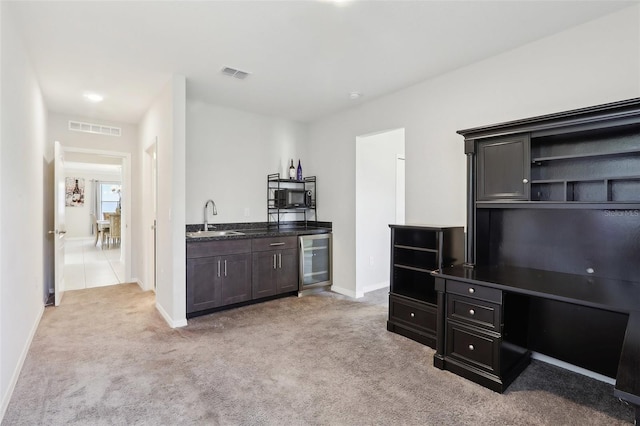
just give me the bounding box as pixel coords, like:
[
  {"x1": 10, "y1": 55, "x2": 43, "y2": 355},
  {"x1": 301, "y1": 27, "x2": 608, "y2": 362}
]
[{"x1": 100, "y1": 182, "x2": 120, "y2": 219}]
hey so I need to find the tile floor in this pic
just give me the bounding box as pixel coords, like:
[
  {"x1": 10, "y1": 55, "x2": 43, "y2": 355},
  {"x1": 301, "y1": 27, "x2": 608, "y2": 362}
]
[{"x1": 64, "y1": 237, "x2": 124, "y2": 290}]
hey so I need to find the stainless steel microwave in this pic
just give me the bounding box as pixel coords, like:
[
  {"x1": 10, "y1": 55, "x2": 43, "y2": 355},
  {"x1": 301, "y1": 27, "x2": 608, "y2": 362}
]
[{"x1": 274, "y1": 188, "x2": 312, "y2": 208}]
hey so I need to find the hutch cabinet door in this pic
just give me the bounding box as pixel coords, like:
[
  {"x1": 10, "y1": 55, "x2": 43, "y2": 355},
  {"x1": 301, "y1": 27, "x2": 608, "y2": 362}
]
[{"x1": 477, "y1": 135, "x2": 530, "y2": 200}]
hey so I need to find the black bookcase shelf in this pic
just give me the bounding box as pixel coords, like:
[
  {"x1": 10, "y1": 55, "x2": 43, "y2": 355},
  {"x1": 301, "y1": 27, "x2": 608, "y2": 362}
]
[{"x1": 387, "y1": 225, "x2": 464, "y2": 349}]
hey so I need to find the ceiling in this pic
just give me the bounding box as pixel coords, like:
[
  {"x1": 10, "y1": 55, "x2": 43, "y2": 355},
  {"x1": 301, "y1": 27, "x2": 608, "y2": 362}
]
[{"x1": 7, "y1": 1, "x2": 637, "y2": 125}]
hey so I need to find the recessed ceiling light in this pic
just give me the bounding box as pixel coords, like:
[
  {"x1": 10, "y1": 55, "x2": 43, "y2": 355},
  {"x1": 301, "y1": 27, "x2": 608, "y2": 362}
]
[
  {"x1": 83, "y1": 92, "x2": 104, "y2": 103},
  {"x1": 349, "y1": 92, "x2": 362, "y2": 100}
]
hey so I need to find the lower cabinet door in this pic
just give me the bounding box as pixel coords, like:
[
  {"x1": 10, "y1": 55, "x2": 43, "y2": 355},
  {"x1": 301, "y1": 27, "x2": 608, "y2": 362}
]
[
  {"x1": 186, "y1": 256, "x2": 221, "y2": 313},
  {"x1": 220, "y1": 253, "x2": 252, "y2": 305},
  {"x1": 446, "y1": 321, "x2": 500, "y2": 374},
  {"x1": 252, "y1": 251, "x2": 278, "y2": 299},
  {"x1": 276, "y1": 248, "x2": 298, "y2": 294}
]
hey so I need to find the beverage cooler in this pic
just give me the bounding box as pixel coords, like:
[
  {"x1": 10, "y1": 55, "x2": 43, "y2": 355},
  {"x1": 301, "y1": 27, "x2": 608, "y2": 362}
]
[{"x1": 299, "y1": 233, "x2": 332, "y2": 293}]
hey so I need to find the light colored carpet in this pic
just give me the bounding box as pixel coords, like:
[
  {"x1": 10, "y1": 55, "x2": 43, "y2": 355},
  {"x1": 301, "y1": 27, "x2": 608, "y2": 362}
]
[{"x1": 2, "y1": 283, "x2": 634, "y2": 425}]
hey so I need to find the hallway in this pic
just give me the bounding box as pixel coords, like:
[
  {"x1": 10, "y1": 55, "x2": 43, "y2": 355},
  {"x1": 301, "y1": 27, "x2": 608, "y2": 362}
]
[{"x1": 64, "y1": 238, "x2": 124, "y2": 290}]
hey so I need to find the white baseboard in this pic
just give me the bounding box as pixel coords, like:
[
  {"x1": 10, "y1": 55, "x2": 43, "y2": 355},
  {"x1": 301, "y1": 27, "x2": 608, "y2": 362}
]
[
  {"x1": 331, "y1": 285, "x2": 362, "y2": 299},
  {"x1": 531, "y1": 352, "x2": 615, "y2": 385},
  {"x1": 1, "y1": 304, "x2": 45, "y2": 421},
  {"x1": 155, "y1": 302, "x2": 187, "y2": 328},
  {"x1": 131, "y1": 278, "x2": 145, "y2": 291},
  {"x1": 363, "y1": 281, "x2": 389, "y2": 294}
]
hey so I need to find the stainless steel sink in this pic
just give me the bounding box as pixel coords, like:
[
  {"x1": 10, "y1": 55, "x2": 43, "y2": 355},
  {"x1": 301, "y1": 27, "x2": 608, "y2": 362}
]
[{"x1": 186, "y1": 230, "x2": 245, "y2": 238}]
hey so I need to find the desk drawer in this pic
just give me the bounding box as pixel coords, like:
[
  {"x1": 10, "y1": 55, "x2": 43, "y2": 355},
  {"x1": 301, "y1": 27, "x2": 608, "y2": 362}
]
[
  {"x1": 389, "y1": 295, "x2": 436, "y2": 334},
  {"x1": 446, "y1": 321, "x2": 500, "y2": 374},
  {"x1": 447, "y1": 280, "x2": 502, "y2": 304},
  {"x1": 447, "y1": 294, "x2": 500, "y2": 331}
]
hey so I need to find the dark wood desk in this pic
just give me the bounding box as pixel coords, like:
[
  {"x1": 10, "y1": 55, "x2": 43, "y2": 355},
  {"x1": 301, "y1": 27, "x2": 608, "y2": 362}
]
[{"x1": 433, "y1": 264, "x2": 640, "y2": 422}]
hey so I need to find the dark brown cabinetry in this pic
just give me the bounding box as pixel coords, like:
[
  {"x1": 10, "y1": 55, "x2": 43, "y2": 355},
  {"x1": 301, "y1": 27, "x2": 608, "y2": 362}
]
[
  {"x1": 186, "y1": 239, "x2": 252, "y2": 314},
  {"x1": 387, "y1": 225, "x2": 464, "y2": 348},
  {"x1": 435, "y1": 98, "x2": 640, "y2": 420},
  {"x1": 187, "y1": 233, "x2": 313, "y2": 317},
  {"x1": 251, "y1": 236, "x2": 298, "y2": 298}
]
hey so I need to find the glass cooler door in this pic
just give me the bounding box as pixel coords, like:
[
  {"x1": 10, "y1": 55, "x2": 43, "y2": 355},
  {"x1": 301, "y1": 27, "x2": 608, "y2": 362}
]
[{"x1": 299, "y1": 234, "x2": 332, "y2": 290}]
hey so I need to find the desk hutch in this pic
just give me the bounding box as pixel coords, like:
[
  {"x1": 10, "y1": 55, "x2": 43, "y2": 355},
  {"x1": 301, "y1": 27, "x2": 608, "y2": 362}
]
[{"x1": 433, "y1": 98, "x2": 640, "y2": 423}]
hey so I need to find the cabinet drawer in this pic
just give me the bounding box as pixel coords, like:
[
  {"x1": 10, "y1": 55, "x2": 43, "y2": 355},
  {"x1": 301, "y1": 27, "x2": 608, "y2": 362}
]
[
  {"x1": 252, "y1": 236, "x2": 297, "y2": 252},
  {"x1": 446, "y1": 321, "x2": 500, "y2": 374},
  {"x1": 389, "y1": 295, "x2": 436, "y2": 334},
  {"x1": 447, "y1": 280, "x2": 502, "y2": 304},
  {"x1": 187, "y1": 239, "x2": 251, "y2": 258},
  {"x1": 447, "y1": 294, "x2": 500, "y2": 331}
]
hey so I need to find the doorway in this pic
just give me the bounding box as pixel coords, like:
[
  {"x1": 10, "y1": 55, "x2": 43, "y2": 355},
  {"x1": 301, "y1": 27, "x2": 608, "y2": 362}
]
[
  {"x1": 56, "y1": 147, "x2": 132, "y2": 295},
  {"x1": 355, "y1": 128, "x2": 405, "y2": 298}
]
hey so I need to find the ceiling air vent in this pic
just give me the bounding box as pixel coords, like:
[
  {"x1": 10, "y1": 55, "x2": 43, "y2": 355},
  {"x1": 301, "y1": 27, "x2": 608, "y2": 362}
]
[
  {"x1": 221, "y1": 66, "x2": 250, "y2": 80},
  {"x1": 68, "y1": 120, "x2": 121, "y2": 137}
]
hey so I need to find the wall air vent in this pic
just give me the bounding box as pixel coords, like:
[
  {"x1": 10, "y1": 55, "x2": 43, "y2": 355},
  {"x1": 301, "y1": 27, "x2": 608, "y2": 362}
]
[
  {"x1": 221, "y1": 66, "x2": 250, "y2": 80},
  {"x1": 68, "y1": 121, "x2": 121, "y2": 137}
]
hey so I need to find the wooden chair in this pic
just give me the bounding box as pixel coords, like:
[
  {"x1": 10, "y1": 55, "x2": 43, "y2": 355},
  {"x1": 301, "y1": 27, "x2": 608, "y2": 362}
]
[
  {"x1": 107, "y1": 214, "x2": 121, "y2": 247},
  {"x1": 101, "y1": 213, "x2": 112, "y2": 247}
]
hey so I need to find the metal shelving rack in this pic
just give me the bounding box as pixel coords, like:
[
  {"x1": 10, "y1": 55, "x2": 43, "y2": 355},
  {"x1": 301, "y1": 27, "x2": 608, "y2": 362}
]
[{"x1": 267, "y1": 173, "x2": 317, "y2": 228}]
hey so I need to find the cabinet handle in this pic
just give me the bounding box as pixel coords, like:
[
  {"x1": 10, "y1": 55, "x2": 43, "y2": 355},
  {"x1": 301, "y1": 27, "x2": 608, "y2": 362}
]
[
  {"x1": 410, "y1": 312, "x2": 415, "y2": 318},
  {"x1": 270, "y1": 242, "x2": 285, "y2": 246},
  {"x1": 523, "y1": 178, "x2": 529, "y2": 184},
  {"x1": 468, "y1": 344, "x2": 475, "y2": 351},
  {"x1": 469, "y1": 309, "x2": 475, "y2": 316},
  {"x1": 468, "y1": 287, "x2": 475, "y2": 294},
  {"x1": 224, "y1": 260, "x2": 227, "y2": 277},
  {"x1": 278, "y1": 253, "x2": 282, "y2": 268},
  {"x1": 217, "y1": 260, "x2": 221, "y2": 277},
  {"x1": 273, "y1": 254, "x2": 277, "y2": 269}
]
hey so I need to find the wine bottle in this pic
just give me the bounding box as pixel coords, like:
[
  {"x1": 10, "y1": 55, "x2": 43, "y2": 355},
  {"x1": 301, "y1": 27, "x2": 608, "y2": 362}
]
[
  {"x1": 289, "y1": 159, "x2": 296, "y2": 179},
  {"x1": 297, "y1": 160, "x2": 302, "y2": 181}
]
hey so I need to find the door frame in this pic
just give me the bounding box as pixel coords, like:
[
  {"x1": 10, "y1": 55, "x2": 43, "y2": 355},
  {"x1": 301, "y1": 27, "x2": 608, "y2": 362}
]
[{"x1": 53, "y1": 141, "x2": 67, "y2": 306}]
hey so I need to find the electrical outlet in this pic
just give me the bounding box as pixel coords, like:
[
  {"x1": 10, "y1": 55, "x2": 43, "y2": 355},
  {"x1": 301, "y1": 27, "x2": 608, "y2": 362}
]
[
  {"x1": 369, "y1": 256, "x2": 374, "y2": 266},
  {"x1": 244, "y1": 208, "x2": 250, "y2": 217}
]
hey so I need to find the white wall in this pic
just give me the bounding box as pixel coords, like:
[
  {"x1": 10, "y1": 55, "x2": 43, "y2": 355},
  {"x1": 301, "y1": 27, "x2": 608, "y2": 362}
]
[
  {"x1": 48, "y1": 113, "x2": 139, "y2": 155},
  {"x1": 307, "y1": 6, "x2": 640, "y2": 297},
  {"x1": 0, "y1": 5, "x2": 48, "y2": 419},
  {"x1": 354, "y1": 129, "x2": 404, "y2": 298},
  {"x1": 139, "y1": 75, "x2": 187, "y2": 327},
  {"x1": 62, "y1": 170, "x2": 121, "y2": 238},
  {"x1": 186, "y1": 100, "x2": 309, "y2": 225}
]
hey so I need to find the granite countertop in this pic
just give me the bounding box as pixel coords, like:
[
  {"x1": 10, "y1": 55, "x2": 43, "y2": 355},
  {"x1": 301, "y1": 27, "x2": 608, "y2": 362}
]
[{"x1": 185, "y1": 221, "x2": 332, "y2": 242}]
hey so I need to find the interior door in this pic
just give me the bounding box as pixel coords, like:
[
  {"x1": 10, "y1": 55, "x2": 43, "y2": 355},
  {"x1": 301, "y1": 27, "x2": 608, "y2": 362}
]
[{"x1": 53, "y1": 141, "x2": 67, "y2": 306}]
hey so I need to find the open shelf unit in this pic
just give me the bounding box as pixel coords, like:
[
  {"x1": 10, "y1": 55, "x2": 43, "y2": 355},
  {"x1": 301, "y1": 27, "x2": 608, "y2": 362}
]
[
  {"x1": 387, "y1": 225, "x2": 464, "y2": 349},
  {"x1": 529, "y1": 123, "x2": 640, "y2": 203},
  {"x1": 267, "y1": 173, "x2": 317, "y2": 228}
]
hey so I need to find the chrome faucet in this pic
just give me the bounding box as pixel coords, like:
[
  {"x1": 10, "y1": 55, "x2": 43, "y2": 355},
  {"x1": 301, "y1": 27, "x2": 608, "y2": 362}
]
[{"x1": 203, "y1": 199, "x2": 218, "y2": 231}]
